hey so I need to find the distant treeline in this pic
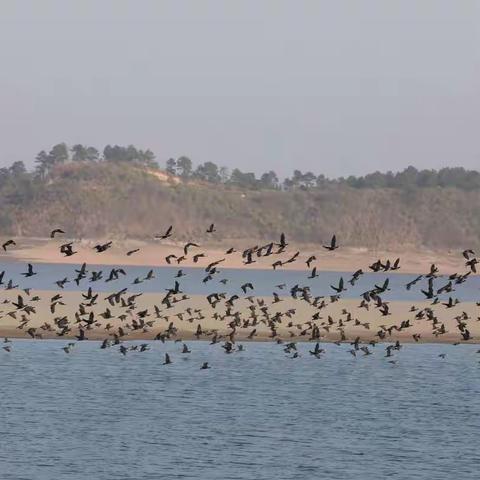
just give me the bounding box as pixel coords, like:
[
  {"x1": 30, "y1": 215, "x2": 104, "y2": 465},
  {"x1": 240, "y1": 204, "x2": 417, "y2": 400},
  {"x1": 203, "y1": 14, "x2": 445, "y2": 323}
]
[
  {"x1": 1, "y1": 146, "x2": 480, "y2": 248},
  {"x1": 165, "y1": 157, "x2": 480, "y2": 191},
  {"x1": 2, "y1": 143, "x2": 480, "y2": 193}
]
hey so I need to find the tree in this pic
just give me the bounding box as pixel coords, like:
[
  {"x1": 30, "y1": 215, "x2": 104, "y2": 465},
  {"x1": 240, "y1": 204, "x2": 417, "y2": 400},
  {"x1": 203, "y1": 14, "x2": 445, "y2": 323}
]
[
  {"x1": 103, "y1": 145, "x2": 130, "y2": 162},
  {"x1": 138, "y1": 149, "x2": 158, "y2": 168},
  {"x1": 9, "y1": 161, "x2": 26, "y2": 176},
  {"x1": 394, "y1": 166, "x2": 418, "y2": 188},
  {"x1": 85, "y1": 147, "x2": 100, "y2": 162},
  {"x1": 49, "y1": 143, "x2": 69, "y2": 165},
  {"x1": 302, "y1": 171, "x2": 316, "y2": 188},
  {"x1": 316, "y1": 174, "x2": 328, "y2": 188},
  {"x1": 103, "y1": 145, "x2": 116, "y2": 162},
  {"x1": 33, "y1": 143, "x2": 69, "y2": 178},
  {"x1": 71, "y1": 145, "x2": 99, "y2": 162},
  {"x1": 194, "y1": 162, "x2": 221, "y2": 183},
  {"x1": 34, "y1": 150, "x2": 50, "y2": 179},
  {"x1": 219, "y1": 166, "x2": 230, "y2": 183},
  {"x1": 71, "y1": 144, "x2": 88, "y2": 162},
  {"x1": 126, "y1": 145, "x2": 139, "y2": 162},
  {"x1": 292, "y1": 170, "x2": 303, "y2": 187},
  {"x1": 176, "y1": 156, "x2": 193, "y2": 179},
  {"x1": 283, "y1": 178, "x2": 294, "y2": 190},
  {"x1": 259, "y1": 170, "x2": 279, "y2": 189},
  {"x1": 363, "y1": 171, "x2": 388, "y2": 188},
  {"x1": 229, "y1": 169, "x2": 257, "y2": 189},
  {"x1": 286, "y1": 170, "x2": 316, "y2": 189},
  {"x1": 166, "y1": 158, "x2": 177, "y2": 175}
]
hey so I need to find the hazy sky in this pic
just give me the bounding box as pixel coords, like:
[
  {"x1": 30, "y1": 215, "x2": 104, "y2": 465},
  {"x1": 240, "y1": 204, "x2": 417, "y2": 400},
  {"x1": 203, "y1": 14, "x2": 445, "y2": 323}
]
[{"x1": 0, "y1": 0, "x2": 478, "y2": 178}]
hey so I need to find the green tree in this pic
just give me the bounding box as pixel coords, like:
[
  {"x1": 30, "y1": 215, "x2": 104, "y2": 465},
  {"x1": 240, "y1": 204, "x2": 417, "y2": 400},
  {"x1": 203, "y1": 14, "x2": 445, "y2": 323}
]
[
  {"x1": 302, "y1": 171, "x2": 316, "y2": 188},
  {"x1": 34, "y1": 150, "x2": 50, "y2": 179},
  {"x1": 259, "y1": 170, "x2": 279, "y2": 189},
  {"x1": 177, "y1": 156, "x2": 193, "y2": 179},
  {"x1": 71, "y1": 144, "x2": 88, "y2": 162},
  {"x1": 85, "y1": 146, "x2": 100, "y2": 162},
  {"x1": 49, "y1": 143, "x2": 69, "y2": 165},
  {"x1": 316, "y1": 174, "x2": 328, "y2": 188},
  {"x1": 138, "y1": 149, "x2": 158, "y2": 168},
  {"x1": 103, "y1": 145, "x2": 131, "y2": 162},
  {"x1": 166, "y1": 158, "x2": 177, "y2": 175},
  {"x1": 194, "y1": 162, "x2": 221, "y2": 183},
  {"x1": 71, "y1": 145, "x2": 99, "y2": 162},
  {"x1": 229, "y1": 169, "x2": 257, "y2": 189},
  {"x1": 219, "y1": 166, "x2": 230, "y2": 183},
  {"x1": 283, "y1": 178, "x2": 294, "y2": 190},
  {"x1": 9, "y1": 161, "x2": 27, "y2": 176}
]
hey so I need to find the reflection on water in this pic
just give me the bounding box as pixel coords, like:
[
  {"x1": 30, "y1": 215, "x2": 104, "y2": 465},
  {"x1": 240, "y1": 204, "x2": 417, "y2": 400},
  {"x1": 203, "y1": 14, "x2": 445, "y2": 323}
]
[{"x1": 1, "y1": 340, "x2": 479, "y2": 479}]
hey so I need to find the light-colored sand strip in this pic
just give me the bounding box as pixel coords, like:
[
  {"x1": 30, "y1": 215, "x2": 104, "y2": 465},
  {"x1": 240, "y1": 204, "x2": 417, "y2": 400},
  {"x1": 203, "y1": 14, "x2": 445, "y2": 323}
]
[
  {"x1": 0, "y1": 289, "x2": 478, "y2": 344},
  {"x1": 0, "y1": 237, "x2": 472, "y2": 275}
]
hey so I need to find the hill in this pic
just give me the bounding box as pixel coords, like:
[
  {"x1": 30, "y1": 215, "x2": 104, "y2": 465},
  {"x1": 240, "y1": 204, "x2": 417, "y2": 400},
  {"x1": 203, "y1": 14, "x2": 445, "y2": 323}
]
[{"x1": 1, "y1": 159, "x2": 480, "y2": 250}]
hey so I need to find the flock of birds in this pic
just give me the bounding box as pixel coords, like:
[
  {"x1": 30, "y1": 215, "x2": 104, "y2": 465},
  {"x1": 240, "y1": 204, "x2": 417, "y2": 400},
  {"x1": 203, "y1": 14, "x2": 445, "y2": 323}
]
[{"x1": 1, "y1": 226, "x2": 480, "y2": 368}]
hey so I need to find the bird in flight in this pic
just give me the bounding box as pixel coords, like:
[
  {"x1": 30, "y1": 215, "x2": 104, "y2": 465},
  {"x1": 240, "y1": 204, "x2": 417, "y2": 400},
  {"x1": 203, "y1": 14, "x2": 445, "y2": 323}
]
[
  {"x1": 2, "y1": 239, "x2": 16, "y2": 251},
  {"x1": 323, "y1": 235, "x2": 339, "y2": 251},
  {"x1": 155, "y1": 225, "x2": 173, "y2": 239},
  {"x1": 50, "y1": 229, "x2": 65, "y2": 238}
]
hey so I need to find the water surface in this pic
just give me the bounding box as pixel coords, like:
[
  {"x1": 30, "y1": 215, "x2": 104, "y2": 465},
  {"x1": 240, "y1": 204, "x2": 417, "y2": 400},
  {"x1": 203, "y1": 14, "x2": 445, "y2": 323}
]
[
  {"x1": 1, "y1": 261, "x2": 479, "y2": 301},
  {"x1": 1, "y1": 340, "x2": 479, "y2": 479}
]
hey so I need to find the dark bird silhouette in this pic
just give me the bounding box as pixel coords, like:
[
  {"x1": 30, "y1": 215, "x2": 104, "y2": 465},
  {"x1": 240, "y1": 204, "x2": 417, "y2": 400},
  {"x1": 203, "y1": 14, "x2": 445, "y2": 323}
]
[
  {"x1": 60, "y1": 242, "x2": 77, "y2": 257},
  {"x1": 308, "y1": 267, "x2": 319, "y2": 279},
  {"x1": 2, "y1": 239, "x2": 16, "y2": 251},
  {"x1": 50, "y1": 229, "x2": 65, "y2": 238},
  {"x1": 94, "y1": 241, "x2": 112, "y2": 253},
  {"x1": 466, "y1": 258, "x2": 478, "y2": 273},
  {"x1": 421, "y1": 277, "x2": 435, "y2": 299},
  {"x1": 241, "y1": 283, "x2": 254, "y2": 294},
  {"x1": 330, "y1": 277, "x2": 346, "y2": 293},
  {"x1": 390, "y1": 258, "x2": 401, "y2": 270},
  {"x1": 193, "y1": 253, "x2": 206, "y2": 263},
  {"x1": 349, "y1": 269, "x2": 363, "y2": 285},
  {"x1": 165, "y1": 254, "x2": 177, "y2": 264},
  {"x1": 461, "y1": 329, "x2": 472, "y2": 341},
  {"x1": 21, "y1": 264, "x2": 37, "y2": 277},
  {"x1": 306, "y1": 255, "x2": 316, "y2": 268},
  {"x1": 222, "y1": 341, "x2": 234, "y2": 354},
  {"x1": 374, "y1": 278, "x2": 390, "y2": 293},
  {"x1": 56, "y1": 278, "x2": 69, "y2": 289},
  {"x1": 184, "y1": 242, "x2": 200, "y2": 255},
  {"x1": 323, "y1": 235, "x2": 339, "y2": 251},
  {"x1": 156, "y1": 225, "x2": 173, "y2": 239},
  {"x1": 309, "y1": 342, "x2": 324, "y2": 358},
  {"x1": 406, "y1": 275, "x2": 423, "y2": 290}
]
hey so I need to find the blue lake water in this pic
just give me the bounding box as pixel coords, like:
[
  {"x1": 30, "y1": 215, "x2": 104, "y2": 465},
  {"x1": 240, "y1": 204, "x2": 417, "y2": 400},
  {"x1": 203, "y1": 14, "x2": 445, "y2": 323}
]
[
  {"x1": 0, "y1": 340, "x2": 479, "y2": 479},
  {"x1": 0, "y1": 261, "x2": 479, "y2": 302}
]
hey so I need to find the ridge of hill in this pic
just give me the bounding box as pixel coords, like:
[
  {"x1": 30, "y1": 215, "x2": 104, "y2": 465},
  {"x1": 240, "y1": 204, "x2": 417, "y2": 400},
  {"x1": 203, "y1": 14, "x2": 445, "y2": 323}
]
[{"x1": 2, "y1": 161, "x2": 480, "y2": 249}]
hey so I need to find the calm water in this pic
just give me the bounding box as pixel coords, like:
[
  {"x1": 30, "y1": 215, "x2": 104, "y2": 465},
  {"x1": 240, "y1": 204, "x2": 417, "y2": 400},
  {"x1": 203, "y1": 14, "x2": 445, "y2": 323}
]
[
  {"x1": 1, "y1": 340, "x2": 479, "y2": 479},
  {"x1": 1, "y1": 261, "x2": 480, "y2": 301}
]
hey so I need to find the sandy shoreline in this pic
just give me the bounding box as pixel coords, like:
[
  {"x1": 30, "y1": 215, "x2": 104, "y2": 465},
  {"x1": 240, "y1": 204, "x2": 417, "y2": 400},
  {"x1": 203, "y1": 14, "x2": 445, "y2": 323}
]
[
  {"x1": 0, "y1": 288, "x2": 478, "y2": 344},
  {"x1": 0, "y1": 237, "x2": 472, "y2": 275}
]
